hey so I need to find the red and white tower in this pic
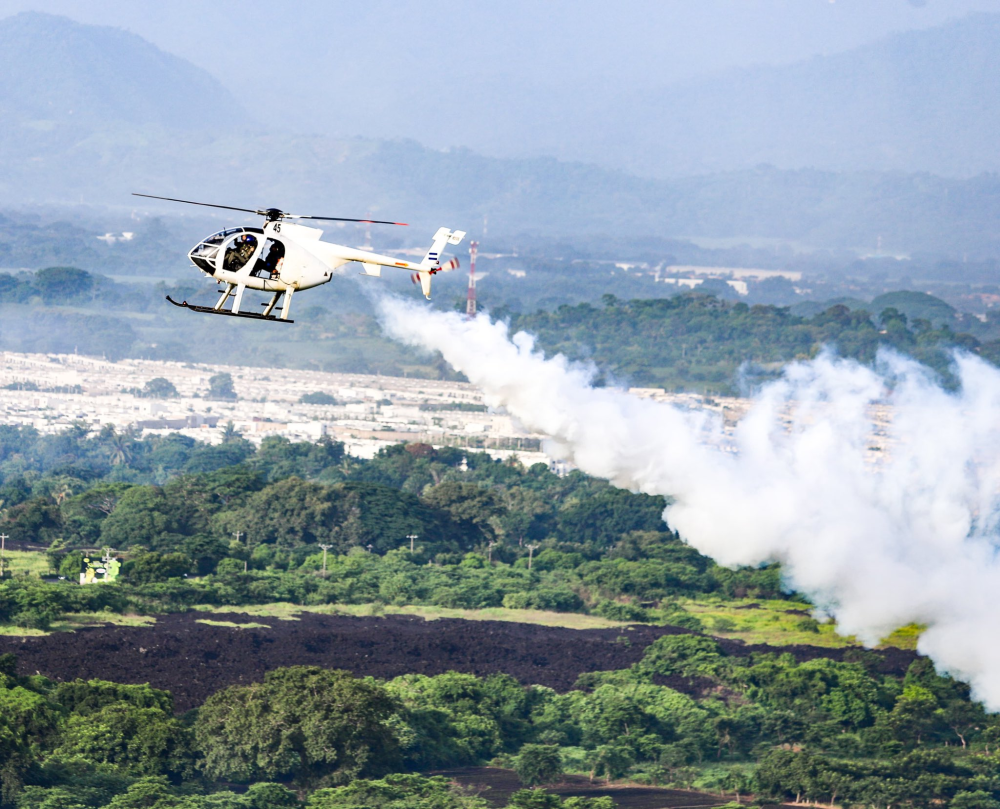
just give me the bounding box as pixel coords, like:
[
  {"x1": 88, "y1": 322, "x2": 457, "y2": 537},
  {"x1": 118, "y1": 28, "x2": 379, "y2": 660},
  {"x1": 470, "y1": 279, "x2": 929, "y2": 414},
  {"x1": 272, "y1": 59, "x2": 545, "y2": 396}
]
[{"x1": 466, "y1": 240, "x2": 479, "y2": 319}]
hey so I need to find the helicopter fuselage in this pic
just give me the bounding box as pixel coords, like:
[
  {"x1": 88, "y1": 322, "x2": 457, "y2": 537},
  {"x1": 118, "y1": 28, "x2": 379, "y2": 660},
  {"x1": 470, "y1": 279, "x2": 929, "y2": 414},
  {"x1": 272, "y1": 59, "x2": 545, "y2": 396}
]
[
  {"x1": 180, "y1": 219, "x2": 465, "y2": 321},
  {"x1": 189, "y1": 220, "x2": 424, "y2": 293}
]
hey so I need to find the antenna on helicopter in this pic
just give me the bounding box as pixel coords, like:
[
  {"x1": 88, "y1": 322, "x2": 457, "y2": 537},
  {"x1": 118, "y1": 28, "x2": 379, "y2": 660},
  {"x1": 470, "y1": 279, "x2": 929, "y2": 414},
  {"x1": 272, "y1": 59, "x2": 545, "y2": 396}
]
[{"x1": 131, "y1": 193, "x2": 408, "y2": 225}]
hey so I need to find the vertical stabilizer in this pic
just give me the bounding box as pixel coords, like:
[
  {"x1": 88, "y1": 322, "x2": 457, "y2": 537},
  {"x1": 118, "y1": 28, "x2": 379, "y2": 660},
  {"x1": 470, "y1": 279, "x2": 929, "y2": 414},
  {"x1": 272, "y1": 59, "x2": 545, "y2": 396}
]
[{"x1": 422, "y1": 227, "x2": 467, "y2": 269}]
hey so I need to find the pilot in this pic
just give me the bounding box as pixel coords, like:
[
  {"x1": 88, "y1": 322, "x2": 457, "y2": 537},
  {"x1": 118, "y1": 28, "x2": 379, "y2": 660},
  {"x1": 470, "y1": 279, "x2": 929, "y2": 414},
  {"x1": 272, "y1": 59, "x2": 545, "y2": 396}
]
[{"x1": 225, "y1": 234, "x2": 257, "y2": 271}]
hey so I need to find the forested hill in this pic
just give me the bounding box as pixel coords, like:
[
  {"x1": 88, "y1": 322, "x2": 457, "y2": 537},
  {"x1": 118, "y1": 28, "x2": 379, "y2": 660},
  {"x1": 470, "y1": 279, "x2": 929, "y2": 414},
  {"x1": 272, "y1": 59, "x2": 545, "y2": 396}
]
[
  {"x1": 601, "y1": 13, "x2": 1000, "y2": 178},
  {"x1": 509, "y1": 293, "x2": 1000, "y2": 394},
  {"x1": 0, "y1": 12, "x2": 250, "y2": 134},
  {"x1": 4, "y1": 17, "x2": 1000, "y2": 257}
]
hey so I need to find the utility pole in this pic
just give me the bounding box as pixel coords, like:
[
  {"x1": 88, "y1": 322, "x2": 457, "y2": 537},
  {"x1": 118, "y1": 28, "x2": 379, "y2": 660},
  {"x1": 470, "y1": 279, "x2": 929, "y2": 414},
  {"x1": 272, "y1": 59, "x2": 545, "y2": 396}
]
[
  {"x1": 233, "y1": 531, "x2": 247, "y2": 572},
  {"x1": 406, "y1": 534, "x2": 418, "y2": 553},
  {"x1": 0, "y1": 534, "x2": 7, "y2": 578},
  {"x1": 527, "y1": 544, "x2": 538, "y2": 570},
  {"x1": 318, "y1": 544, "x2": 332, "y2": 576},
  {"x1": 487, "y1": 540, "x2": 496, "y2": 565}
]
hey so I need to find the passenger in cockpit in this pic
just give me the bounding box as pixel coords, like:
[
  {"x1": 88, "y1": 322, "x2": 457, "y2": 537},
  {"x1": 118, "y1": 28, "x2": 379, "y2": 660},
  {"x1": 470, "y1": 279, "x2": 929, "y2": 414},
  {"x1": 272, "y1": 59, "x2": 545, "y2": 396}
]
[
  {"x1": 262, "y1": 240, "x2": 285, "y2": 278},
  {"x1": 224, "y1": 234, "x2": 258, "y2": 272},
  {"x1": 253, "y1": 239, "x2": 285, "y2": 278}
]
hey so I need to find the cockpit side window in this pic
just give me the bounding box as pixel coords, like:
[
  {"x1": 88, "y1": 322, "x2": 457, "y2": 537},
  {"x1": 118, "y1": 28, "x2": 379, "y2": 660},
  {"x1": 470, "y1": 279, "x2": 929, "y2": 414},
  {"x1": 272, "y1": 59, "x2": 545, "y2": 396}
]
[
  {"x1": 189, "y1": 227, "x2": 264, "y2": 276},
  {"x1": 223, "y1": 233, "x2": 260, "y2": 272}
]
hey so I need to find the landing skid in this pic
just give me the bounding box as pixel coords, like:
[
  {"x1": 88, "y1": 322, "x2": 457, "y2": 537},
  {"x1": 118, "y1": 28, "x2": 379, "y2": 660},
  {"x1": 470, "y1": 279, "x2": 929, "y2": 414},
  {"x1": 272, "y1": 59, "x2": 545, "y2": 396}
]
[{"x1": 165, "y1": 296, "x2": 294, "y2": 324}]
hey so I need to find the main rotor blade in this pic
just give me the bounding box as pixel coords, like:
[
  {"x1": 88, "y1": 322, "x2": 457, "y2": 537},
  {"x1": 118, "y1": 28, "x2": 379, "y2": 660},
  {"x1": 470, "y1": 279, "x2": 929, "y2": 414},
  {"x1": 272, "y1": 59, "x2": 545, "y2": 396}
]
[
  {"x1": 132, "y1": 193, "x2": 259, "y2": 215},
  {"x1": 287, "y1": 214, "x2": 408, "y2": 226}
]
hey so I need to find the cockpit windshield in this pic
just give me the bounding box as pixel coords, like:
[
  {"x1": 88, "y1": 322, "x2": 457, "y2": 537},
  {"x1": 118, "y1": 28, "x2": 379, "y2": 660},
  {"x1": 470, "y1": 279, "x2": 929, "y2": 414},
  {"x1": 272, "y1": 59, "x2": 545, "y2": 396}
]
[{"x1": 189, "y1": 227, "x2": 263, "y2": 275}]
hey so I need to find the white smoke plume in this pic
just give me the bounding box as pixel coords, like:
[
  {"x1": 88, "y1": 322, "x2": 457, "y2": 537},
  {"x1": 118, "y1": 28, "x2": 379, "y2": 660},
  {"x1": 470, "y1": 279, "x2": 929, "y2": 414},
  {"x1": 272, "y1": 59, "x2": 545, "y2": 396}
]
[{"x1": 377, "y1": 296, "x2": 1000, "y2": 708}]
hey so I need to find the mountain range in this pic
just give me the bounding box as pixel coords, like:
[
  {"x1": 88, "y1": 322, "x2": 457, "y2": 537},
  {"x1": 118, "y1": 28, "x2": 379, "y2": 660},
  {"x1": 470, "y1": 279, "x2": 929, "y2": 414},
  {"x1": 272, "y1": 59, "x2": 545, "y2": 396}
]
[
  {"x1": 1, "y1": 12, "x2": 1000, "y2": 261},
  {"x1": 0, "y1": 12, "x2": 249, "y2": 137},
  {"x1": 546, "y1": 13, "x2": 1000, "y2": 178}
]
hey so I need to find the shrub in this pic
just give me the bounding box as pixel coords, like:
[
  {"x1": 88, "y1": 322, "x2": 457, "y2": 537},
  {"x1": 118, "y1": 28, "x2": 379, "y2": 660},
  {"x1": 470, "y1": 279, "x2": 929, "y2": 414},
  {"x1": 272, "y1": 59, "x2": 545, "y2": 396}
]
[
  {"x1": 593, "y1": 600, "x2": 650, "y2": 622},
  {"x1": 515, "y1": 744, "x2": 564, "y2": 787}
]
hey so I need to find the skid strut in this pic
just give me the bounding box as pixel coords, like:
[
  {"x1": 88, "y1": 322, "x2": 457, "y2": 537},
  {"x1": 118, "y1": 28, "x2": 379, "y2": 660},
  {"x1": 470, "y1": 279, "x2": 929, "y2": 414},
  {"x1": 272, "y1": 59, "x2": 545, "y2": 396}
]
[{"x1": 165, "y1": 295, "x2": 294, "y2": 323}]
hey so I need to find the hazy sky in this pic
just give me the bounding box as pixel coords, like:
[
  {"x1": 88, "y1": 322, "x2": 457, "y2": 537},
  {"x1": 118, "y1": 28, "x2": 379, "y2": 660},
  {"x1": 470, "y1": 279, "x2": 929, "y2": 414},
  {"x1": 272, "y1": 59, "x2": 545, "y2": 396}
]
[{"x1": 3, "y1": 0, "x2": 1000, "y2": 157}]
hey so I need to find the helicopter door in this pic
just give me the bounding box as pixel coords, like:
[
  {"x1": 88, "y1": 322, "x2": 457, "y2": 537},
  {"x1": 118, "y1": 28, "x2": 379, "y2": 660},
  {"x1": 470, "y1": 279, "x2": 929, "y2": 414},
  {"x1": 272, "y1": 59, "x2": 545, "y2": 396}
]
[
  {"x1": 252, "y1": 239, "x2": 285, "y2": 279},
  {"x1": 222, "y1": 233, "x2": 262, "y2": 273}
]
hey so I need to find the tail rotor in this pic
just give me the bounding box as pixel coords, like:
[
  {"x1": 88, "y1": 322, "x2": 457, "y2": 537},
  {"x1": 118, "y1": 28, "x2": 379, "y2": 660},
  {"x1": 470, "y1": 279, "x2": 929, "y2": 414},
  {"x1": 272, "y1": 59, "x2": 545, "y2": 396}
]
[{"x1": 411, "y1": 256, "x2": 460, "y2": 287}]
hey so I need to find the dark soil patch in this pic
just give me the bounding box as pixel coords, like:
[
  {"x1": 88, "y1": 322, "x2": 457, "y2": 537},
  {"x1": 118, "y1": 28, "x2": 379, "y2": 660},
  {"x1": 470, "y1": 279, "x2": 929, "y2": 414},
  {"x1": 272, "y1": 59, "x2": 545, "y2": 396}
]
[
  {"x1": 0, "y1": 612, "x2": 918, "y2": 712},
  {"x1": 712, "y1": 637, "x2": 917, "y2": 677},
  {"x1": 0, "y1": 613, "x2": 685, "y2": 711},
  {"x1": 431, "y1": 766, "x2": 735, "y2": 809}
]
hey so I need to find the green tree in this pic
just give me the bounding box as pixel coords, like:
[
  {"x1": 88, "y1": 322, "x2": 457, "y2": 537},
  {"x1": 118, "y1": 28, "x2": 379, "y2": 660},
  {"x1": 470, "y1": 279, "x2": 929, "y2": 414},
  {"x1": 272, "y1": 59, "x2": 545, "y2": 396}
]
[
  {"x1": 195, "y1": 667, "x2": 400, "y2": 787},
  {"x1": 589, "y1": 744, "x2": 633, "y2": 783},
  {"x1": 505, "y1": 790, "x2": 562, "y2": 809},
  {"x1": 305, "y1": 774, "x2": 488, "y2": 809},
  {"x1": 142, "y1": 378, "x2": 179, "y2": 399},
  {"x1": 58, "y1": 551, "x2": 83, "y2": 580},
  {"x1": 55, "y1": 703, "x2": 194, "y2": 777},
  {"x1": 124, "y1": 551, "x2": 191, "y2": 584},
  {"x1": 951, "y1": 791, "x2": 1000, "y2": 809},
  {"x1": 423, "y1": 482, "x2": 504, "y2": 549},
  {"x1": 300, "y1": 392, "x2": 338, "y2": 405},
  {"x1": 207, "y1": 373, "x2": 237, "y2": 401},
  {"x1": 99, "y1": 486, "x2": 179, "y2": 550},
  {"x1": 885, "y1": 685, "x2": 941, "y2": 746},
  {"x1": 212, "y1": 477, "x2": 336, "y2": 549},
  {"x1": 34, "y1": 267, "x2": 94, "y2": 299},
  {"x1": 515, "y1": 744, "x2": 564, "y2": 787},
  {"x1": 556, "y1": 488, "x2": 666, "y2": 548},
  {"x1": 941, "y1": 699, "x2": 985, "y2": 748},
  {"x1": 0, "y1": 685, "x2": 63, "y2": 803},
  {"x1": 638, "y1": 634, "x2": 726, "y2": 679},
  {"x1": 103, "y1": 776, "x2": 178, "y2": 809}
]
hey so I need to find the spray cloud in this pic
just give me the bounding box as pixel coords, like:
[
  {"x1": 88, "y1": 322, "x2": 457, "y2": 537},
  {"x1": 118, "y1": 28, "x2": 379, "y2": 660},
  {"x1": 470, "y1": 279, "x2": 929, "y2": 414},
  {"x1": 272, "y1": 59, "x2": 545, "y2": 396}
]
[{"x1": 377, "y1": 296, "x2": 1000, "y2": 709}]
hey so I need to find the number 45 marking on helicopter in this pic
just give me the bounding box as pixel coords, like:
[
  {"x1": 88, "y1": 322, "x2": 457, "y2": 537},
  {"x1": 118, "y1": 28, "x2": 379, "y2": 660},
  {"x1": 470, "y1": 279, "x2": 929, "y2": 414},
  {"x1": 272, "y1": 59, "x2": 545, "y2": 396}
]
[{"x1": 133, "y1": 193, "x2": 465, "y2": 324}]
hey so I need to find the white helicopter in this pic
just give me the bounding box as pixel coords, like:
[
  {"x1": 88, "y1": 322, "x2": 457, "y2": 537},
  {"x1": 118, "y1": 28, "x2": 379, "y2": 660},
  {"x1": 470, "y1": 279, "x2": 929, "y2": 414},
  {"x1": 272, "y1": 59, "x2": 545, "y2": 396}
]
[{"x1": 133, "y1": 193, "x2": 465, "y2": 323}]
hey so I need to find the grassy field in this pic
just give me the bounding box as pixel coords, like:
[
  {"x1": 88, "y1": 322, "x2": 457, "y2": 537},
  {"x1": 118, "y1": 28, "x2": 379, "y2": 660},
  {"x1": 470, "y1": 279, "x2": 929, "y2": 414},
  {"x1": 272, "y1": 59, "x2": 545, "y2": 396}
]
[
  {"x1": 195, "y1": 619, "x2": 271, "y2": 629},
  {"x1": 678, "y1": 597, "x2": 922, "y2": 650},
  {"x1": 0, "y1": 612, "x2": 155, "y2": 637},
  {"x1": 194, "y1": 602, "x2": 633, "y2": 630},
  {"x1": 679, "y1": 597, "x2": 855, "y2": 648},
  {"x1": 878, "y1": 622, "x2": 924, "y2": 650},
  {"x1": 2, "y1": 550, "x2": 51, "y2": 577}
]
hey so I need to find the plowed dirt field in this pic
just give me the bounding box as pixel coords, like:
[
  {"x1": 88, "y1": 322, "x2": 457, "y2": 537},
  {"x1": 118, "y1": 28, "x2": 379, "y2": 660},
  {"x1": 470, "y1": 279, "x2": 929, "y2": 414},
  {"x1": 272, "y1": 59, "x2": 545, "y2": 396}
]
[{"x1": 0, "y1": 611, "x2": 917, "y2": 712}]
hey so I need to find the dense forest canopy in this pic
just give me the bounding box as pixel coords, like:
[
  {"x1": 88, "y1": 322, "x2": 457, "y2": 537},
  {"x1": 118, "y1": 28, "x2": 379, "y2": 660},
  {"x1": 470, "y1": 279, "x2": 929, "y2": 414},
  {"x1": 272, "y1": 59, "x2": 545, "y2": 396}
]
[
  {"x1": 0, "y1": 420, "x2": 994, "y2": 806},
  {"x1": 0, "y1": 646, "x2": 997, "y2": 807},
  {"x1": 509, "y1": 293, "x2": 999, "y2": 393}
]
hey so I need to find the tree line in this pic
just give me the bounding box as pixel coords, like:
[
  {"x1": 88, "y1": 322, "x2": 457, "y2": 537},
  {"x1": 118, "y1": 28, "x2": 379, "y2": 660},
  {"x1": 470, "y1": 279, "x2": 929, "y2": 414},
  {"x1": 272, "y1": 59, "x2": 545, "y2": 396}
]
[
  {"x1": 507, "y1": 294, "x2": 1000, "y2": 393},
  {"x1": 1, "y1": 633, "x2": 999, "y2": 807},
  {"x1": 0, "y1": 427, "x2": 782, "y2": 629}
]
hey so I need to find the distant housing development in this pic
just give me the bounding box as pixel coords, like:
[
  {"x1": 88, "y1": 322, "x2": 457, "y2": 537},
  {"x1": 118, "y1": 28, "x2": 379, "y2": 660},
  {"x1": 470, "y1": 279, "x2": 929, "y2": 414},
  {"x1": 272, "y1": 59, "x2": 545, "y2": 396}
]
[{"x1": 0, "y1": 352, "x2": 890, "y2": 466}]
